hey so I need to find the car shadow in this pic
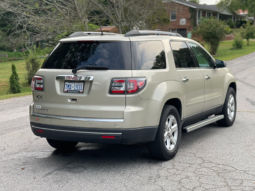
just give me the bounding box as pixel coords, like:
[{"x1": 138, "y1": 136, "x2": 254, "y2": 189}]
[{"x1": 37, "y1": 122, "x2": 228, "y2": 174}]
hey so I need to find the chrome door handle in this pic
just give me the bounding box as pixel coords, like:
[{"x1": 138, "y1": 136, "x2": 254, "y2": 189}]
[
  {"x1": 205, "y1": 76, "x2": 210, "y2": 80},
  {"x1": 182, "y1": 78, "x2": 189, "y2": 82}
]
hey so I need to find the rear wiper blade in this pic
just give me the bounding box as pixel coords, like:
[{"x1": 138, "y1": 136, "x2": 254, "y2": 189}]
[{"x1": 72, "y1": 65, "x2": 108, "y2": 74}]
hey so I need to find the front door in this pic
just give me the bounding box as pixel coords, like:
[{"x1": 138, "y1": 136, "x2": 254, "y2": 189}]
[
  {"x1": 188, "y1": 42, "x2": 224, "y2": 111},
  {"x1": 170, "y1": 41, "x2": 204, "y2": 118}
]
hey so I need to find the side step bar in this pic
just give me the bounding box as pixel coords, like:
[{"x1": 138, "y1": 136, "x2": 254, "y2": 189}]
[{"x1": 184, "y1": 115, "x2": 224, "y2": 133}]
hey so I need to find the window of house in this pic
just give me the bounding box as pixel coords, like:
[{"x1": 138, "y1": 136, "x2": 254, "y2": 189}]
[
  {"x1": 171, "y1": 11, "x2": 177, "y2": 21},
  {"x1": 170, "y1": 41, "x2": 197, "y2": 68},
  {"x1": 207, "y1": 12, "x2": 211, "y2": 18}
]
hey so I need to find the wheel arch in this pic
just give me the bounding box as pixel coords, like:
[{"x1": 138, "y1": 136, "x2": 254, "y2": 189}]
[
  {"x1": 163, "y1": 98, "x2": 182, "y2": 120},
  {"x1": 229, "y1": 82, "x2": 237, "y2": 94}
]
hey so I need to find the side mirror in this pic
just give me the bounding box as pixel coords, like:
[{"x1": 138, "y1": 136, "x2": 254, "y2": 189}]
[{"x1": 215, "y1": 59, "x2": 227, "y2": 68}]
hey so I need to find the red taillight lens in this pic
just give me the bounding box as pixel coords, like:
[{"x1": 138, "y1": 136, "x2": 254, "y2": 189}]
[
  {"x1": 31, "y1": 76, "x2": 44, "y2": 91},
  {"x1": 111, "y1": 79, "x2": 126, "y2": 94},
  {"x1": 110, "y1": 78, "x2": 146, "y2": 94}
]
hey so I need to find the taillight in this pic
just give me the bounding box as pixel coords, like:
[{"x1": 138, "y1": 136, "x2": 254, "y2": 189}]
[
  {"x1": 110, "y1": 78, "x2": 146, "y2": 94},
  {"x1": 31, "y1": 76, "x2": 44, "y2": 91},
  {"x1": 111, "y1": 79, "x2": 125, "y2": 94}
]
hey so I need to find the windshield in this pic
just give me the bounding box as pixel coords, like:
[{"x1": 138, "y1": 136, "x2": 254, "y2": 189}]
[{"x1": 42, "y1": 41, "x2": 131, "y2": 70}]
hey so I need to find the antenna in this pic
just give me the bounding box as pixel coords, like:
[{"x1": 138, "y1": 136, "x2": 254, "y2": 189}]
[{"x1": 100, "y1": 26, "x2": 103, "y2": 35}]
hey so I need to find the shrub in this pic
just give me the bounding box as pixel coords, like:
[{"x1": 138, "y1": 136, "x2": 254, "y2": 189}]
[
  {"x1": 224, "y1": 26, "x2": 233, "y2": 35},
  {"x1": 232, "y1": 35, "x2": 244, "y2": 49},
  {"x1": 25, "y1": 49, "x2": 41, "y2": 84},
  {"x1": 192, "y1": 18, "x2": 226, "y2": 55},
  {"x1": 226, "y1": 19, "x2": 235, "y2": 28},
  {"x1": 8, "y1": 64, "x2": 21, "y2": 94}
]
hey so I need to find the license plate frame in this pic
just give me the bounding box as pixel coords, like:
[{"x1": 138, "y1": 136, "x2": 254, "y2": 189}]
[{"x1": 63, "y1": 81, "x2": 84, "y2": 93}]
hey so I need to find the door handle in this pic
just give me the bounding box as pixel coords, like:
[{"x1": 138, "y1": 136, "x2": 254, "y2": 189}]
[
  {"x1": 182, "y1": 78, "x2": 189, "y2": 82},
  {"x1": 205, "y1": 76, "x2": 210, "y2": 80}
]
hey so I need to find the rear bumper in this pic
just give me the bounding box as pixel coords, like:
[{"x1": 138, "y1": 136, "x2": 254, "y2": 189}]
[{"x1": 31, "y1": 122, "x2": 158, "y2": 144}]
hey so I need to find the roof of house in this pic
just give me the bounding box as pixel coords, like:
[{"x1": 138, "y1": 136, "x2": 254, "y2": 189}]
[{"x1": 164, "y1": 0, "x2": 246, "y2": 17}]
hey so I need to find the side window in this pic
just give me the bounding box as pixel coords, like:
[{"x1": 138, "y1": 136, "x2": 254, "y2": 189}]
[
  {"x1": 170, "y1": 41, "x2": 196, "y2": 68},
  {"x1": 188, "y1": 43, "x2": 215, "y2": 68},
  {"x1": 132, "y1": 41, "x2": 166, "y2": 70}
]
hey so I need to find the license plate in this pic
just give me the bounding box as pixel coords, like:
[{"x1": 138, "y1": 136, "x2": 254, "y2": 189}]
[{"x1": 64, "y1": 81, "x2": 84, "y2": 93}]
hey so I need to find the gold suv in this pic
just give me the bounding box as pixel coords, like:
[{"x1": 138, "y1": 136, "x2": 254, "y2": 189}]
[{"x1": 29, "y1": 30, "x2": 237, "y2": 160}]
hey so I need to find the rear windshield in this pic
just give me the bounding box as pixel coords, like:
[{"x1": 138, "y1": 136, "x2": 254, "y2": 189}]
[{"x1": 42, "y1": 42, "x2": 131, "y2": 70}]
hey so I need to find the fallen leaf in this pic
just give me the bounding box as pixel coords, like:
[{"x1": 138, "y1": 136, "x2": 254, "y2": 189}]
[{"x1": 21, "y1": 168, "x2": 25, "y2": 170}]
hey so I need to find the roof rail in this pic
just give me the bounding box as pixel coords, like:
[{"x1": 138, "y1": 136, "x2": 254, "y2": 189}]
[
  {"x1": 124, "y1": 30, "x2": 183, "y2": 37},
  {"x1": 69, "y1": 32, "x2": 122, "y2": 38}
]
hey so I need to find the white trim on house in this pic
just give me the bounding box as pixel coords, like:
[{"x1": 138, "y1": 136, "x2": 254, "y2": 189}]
[{"x1": 163, "y1": 0, "x2": 197, "y2": 9}]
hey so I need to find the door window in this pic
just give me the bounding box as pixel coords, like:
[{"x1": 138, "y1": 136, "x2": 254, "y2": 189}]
[
  {"x1": 170, "y1": 41, "x2": 197, "y2": 68},
  {"x1": 188, "y1": 43, "x2": 215, "y2": 68}
]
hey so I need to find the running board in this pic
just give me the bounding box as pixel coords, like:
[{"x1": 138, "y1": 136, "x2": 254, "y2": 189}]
[{"x1": 184, "y1": 115, "x2": 224, "y2": 133}]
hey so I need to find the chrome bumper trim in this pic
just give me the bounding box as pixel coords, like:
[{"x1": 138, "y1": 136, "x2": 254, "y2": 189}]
[
  {"x1": 31, "y1": 113, "x2": 124, "y2": 122},
  {"x1": 31, "y1": 125, "x2": 122, "y2": 136}
]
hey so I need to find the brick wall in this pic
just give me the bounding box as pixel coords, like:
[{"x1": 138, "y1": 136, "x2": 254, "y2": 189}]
[{"x1": 157, "y1": 1, "x2": 196, "y2": 32}]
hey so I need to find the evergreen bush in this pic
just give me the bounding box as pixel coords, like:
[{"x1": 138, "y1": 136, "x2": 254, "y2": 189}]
[
  {"x1": 8, "y1": 64, "x2": 21, "y2": 94},
  {"x1": 25, "y1": 49, "x2": 41, "y2": 84}
]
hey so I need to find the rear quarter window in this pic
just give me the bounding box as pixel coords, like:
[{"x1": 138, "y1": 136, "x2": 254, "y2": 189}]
[
  {"x1": 42, "y1": 42, "x2": 132, "y2": 70},
  {"x1": 132, "y1": 41, "x2": 166, "y2": 70}
]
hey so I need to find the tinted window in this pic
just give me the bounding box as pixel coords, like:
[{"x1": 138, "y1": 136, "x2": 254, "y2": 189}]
[
  {"x1": 170, "y1": 41, "x2": 196, "y2": 68},
  {"x1": 42, "y1": 42, "x2": 131, "y2": 70},
  {"x1": 188, "y1": 43, "x2": 214, "y2": 68},
  {"x1": 132, "y1": 41, "x2": 166, "y2": 70}
]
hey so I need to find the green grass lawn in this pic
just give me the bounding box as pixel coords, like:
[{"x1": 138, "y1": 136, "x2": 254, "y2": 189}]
[
  {"x1": 207, "y1": 40, "x2": 255, "y2": 61},
  {"x1": 0, "y1": 60, "x2": 44, "y2": 100},
  {"x1": 0, "y1": 60, "x2": 31, "y2": 100},
  {"x1": 232, "y1": 28, "x2": 243, "y2": 37}
]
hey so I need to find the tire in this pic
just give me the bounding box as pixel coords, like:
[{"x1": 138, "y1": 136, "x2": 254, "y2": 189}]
[
  {"x1": 217, "y1": 87, "x2": 236, "y2": 127},
  {"x1": 147, "y1": 105, "x2": 182, "y2": 160},
  {"x1": 47, "y1": 139, "x2": 78, "y2": 150}
]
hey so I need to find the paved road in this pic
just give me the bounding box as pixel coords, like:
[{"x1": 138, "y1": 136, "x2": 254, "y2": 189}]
[{"x1": 1, "y1": 53, "x2": 255, "y2": 191}]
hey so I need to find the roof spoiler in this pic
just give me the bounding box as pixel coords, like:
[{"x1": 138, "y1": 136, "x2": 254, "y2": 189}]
[{"x1": 124, "y1": 30, "x2": 183, "y2": 37}]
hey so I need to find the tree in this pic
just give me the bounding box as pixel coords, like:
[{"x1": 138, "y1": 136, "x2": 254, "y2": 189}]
[
  {"x1": 188, "y1": 0, "x2": 200, "y2": 3},
  {"x1": 8, "y1": 64, "x2": 21, "y2": 94},
  {"x1": 193, "y1": 18, "x2": 226, "y2": 55},
  {"x1": 218, "y1": 0, "x2": 255, "y2": 26},
  {"x1": 90, "y1": 0, "x2": 168, "y2": 34},
  {"x1": 242, "y1": 21, "x2": 255, "y2": 45},
  {"x1": 0, "y1": 0, "x2": 96, "y2": 44}
]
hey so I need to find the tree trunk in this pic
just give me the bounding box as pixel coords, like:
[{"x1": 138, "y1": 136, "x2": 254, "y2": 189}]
[
  {"x1": 254, "y1": 13, "x2": 255, "y2": 26},
  {"x1": 118, "y1": 23, "x2": 123, "y2": 34}
]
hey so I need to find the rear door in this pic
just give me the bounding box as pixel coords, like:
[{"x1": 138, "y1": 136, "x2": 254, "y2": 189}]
[
  {"x1": 33, "y1": 40, "x2": 132, "y2": 119},
  {"x1": 170, "y1": 41, "x2": 204, "y2": 118},
  {"x1": 188, "y1": 42, "x2": 224, "y2": 110}
]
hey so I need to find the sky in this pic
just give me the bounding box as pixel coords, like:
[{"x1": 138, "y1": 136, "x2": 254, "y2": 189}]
[{"x1": 199, "y1": 0, "x2": 218, "y2": 5}]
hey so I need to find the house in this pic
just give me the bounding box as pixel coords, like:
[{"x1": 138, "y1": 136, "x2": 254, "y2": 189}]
[{"x1": 160, "y1": 0, "x2": 247, "y2": 37}]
